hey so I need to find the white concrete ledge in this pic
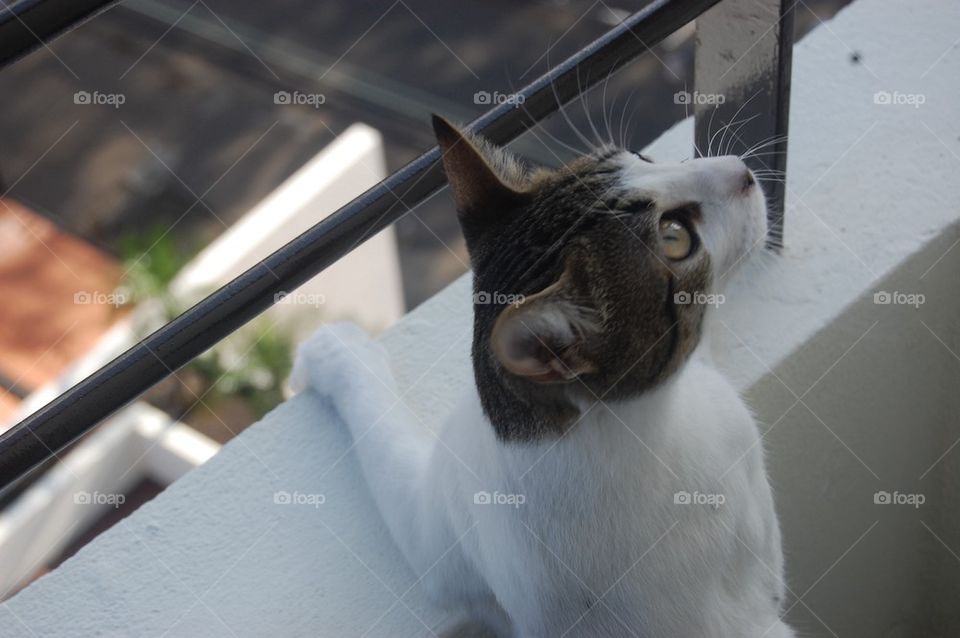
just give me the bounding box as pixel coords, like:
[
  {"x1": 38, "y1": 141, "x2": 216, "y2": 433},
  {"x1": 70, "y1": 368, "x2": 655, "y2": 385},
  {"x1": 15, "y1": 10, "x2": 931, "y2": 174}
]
[
  {"x1": 1, "y1": 0, "x2": 958, "y2": 635},
  {"x1": 0, "y1": 403, "x2": 219, "y2": 599}
]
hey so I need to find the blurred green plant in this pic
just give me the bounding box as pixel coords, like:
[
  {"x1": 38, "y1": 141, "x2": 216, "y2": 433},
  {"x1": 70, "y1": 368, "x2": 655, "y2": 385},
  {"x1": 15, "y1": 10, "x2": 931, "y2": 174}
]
[
  {"x1": 118, "y1": 225, "x2": 183, "y2": 313},
  {"x1": 189, "y1": 321, "x2": 292, "y2": 419},
  {"x1": 118, "y1": 226, "x2": 293, "y2": 421}
]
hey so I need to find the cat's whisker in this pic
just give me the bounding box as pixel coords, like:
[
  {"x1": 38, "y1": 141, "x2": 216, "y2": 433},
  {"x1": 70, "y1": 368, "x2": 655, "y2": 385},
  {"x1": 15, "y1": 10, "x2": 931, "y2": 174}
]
[
  {"x1": 739, "y1": 134, "x2": 789, "y2": 162},
  {"x1": 511, "y1": 86, "x2": 586, "y2": 158},
  {"x1": 708, "y1": 109, "x2": 759, "y2": 159},
  {"x1": 530, "y1": 113, "x2": 588, "y2": 159},
  {"x1": 722, "y1": 112, "x2": 761, "y2": 157},
  {"x1": 707, "y1": 103, "x2": 758, "y2": 158},
  {"x1": 600, "y1": 60, "x2": 620, "y2": 148},
  {"x1": 743, "y1": 149, "x2": 788, "y2": 159},
  {"x1": 575, "y1": 64, "x2": 605, "y2": 148},
  {"x1": 720, "y1": 116, "x2": 750, "y2": 158},
  {"x1": 505, "y1": 74, "x2": 587, "y2": 159},
  {"x1": 739, "y1": 133, "x2": 789, "y2": 158},
  {"x1": 674, "y1": 82, "x2": 706, "y2": 158},
  {"x1": 546, "y1": 49, "x2": 596, "y2": 151},
  {"x1": 721, "y1": 114, "x2": 759, "y2": 159},
  {"x1": 690, "y1": 105, "x2": 706, "y2": 158},
  {"x1": 616, "y1": 83, "x2": 642, "y2": 150},
  {"x1": 716, "y1": 89, "x2": 764, "y2": 157},
  {"x1": 550, "y1": 79, "x2": 595, "y2": 152},
  {"x1": 756, "y1": 178, "x2": 787, "y2": 188},
  {"x1": 741, "y1": 140, "x2": 789, "y2": 162},
  {"x1": 707, "y1": 109, "x2": 728, "y2": 158},
  {"x1": 702, "y1": 102, "x2": 720, "y2": 157},
  {"x1": 692, "y1": 138, "x2": 705, "y2": 161}
]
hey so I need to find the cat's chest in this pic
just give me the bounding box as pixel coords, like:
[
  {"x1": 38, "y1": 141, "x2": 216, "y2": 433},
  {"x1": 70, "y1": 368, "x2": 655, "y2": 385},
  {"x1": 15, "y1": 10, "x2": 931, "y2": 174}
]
[
  {"x1": 492, "y1": 386, "x2": 759, "y2": 544},
  {"x1": 452, "y1": 364, "x2": 777, "y2": 636},
  {"x1": 508, "y1": 370, "x2": 759, "y2": 498},
  {"x1": 508, "y1": 413, "x2": 741, "y2": 552}
]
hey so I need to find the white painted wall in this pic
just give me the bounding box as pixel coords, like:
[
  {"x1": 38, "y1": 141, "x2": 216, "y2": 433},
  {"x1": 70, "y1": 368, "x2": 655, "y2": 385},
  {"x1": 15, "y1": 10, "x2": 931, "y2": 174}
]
[
  {"x1": 0, "y1": 404, "x2": 219, "y2": 598},
  {"x1": 0, "y1": 0, "x2": 957, "y2": 635},
  {"x1": 170, "y1": 122, "x2": 404, "y2": 336}
]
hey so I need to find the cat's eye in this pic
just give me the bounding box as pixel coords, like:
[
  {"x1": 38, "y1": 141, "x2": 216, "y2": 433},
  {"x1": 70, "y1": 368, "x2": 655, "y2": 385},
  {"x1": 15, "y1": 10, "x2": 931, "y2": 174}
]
[{"x1": 659, "y1": 219, "x2": 693, "y2": 260}]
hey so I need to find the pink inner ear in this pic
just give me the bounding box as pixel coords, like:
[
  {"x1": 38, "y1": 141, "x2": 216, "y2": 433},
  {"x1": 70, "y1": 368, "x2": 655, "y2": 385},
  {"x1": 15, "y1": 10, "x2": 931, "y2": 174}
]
[
  {"x1": 492, "y1": 305, "x2": 590, "y2": 384},
  {"x1": 493, "y1": 317, "x2": 553, "y2": 377}
]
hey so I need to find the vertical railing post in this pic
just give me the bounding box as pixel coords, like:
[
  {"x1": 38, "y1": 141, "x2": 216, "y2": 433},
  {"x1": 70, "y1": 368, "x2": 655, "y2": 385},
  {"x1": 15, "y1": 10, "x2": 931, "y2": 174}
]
[{"x1": 693, "y1": 0, "x2": 795, "y2": 246}]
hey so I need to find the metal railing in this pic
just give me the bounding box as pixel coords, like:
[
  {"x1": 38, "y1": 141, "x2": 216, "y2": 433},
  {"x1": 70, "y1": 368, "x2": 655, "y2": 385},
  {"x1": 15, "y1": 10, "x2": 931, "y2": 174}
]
[{"x1": 0, "y1": 0, "x2": 793, "y2": 492}]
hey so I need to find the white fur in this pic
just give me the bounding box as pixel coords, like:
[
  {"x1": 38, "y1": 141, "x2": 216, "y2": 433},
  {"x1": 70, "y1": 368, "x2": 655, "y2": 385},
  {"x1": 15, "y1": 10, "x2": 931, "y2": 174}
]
[{"x1": 290, "y1": 155, "x2": 792, "y2": 637}]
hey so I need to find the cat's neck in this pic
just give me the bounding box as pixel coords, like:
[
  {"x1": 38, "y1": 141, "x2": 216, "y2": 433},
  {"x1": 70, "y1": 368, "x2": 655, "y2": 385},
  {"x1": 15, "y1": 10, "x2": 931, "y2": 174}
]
[
  {"x1": 471, "y1": 332, "x2": 580, "y2": 442},
  {"x1": 472, "y1": 334, "x2": 713, "y2": 445}
]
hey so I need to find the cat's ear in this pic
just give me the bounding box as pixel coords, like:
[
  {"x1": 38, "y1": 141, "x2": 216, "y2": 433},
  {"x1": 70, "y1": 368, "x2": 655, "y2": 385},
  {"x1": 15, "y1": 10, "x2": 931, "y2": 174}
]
[
  {"x1": 432, "y1": 114, "x2": 529, "y2": 236},
  {"x1": 490, "y1": 271, "x2": 600, "y2": 384}
]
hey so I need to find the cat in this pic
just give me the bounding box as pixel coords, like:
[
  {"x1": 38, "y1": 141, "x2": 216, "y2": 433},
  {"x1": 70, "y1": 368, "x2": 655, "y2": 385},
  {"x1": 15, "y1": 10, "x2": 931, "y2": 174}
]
[{"x1": 290, "y1": 115, "x2": 794, "y2": 638}]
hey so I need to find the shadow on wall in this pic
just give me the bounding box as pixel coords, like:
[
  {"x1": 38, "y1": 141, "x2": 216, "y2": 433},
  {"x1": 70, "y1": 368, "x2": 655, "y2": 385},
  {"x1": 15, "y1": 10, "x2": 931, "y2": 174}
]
[{"x1": 749, "y1": 223, "x2": 960, "y2": 637}]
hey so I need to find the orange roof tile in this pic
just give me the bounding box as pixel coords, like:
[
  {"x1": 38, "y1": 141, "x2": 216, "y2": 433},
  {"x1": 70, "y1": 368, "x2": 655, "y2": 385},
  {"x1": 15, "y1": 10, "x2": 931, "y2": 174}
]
[{"x1": 0, "y1": 198, "x2": 125, "y2": 396}]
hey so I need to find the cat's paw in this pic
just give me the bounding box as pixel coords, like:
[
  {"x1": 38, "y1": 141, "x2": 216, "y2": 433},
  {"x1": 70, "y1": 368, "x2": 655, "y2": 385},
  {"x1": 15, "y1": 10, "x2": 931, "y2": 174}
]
[{"x1": 289, "y1": 322, "x2": 394, "y2": 397}]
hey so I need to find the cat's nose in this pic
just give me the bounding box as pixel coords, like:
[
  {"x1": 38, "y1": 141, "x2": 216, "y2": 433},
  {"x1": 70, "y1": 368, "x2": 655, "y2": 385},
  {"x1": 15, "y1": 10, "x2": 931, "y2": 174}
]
[{"x1": 699, "y1": 156, "x2": 755, "y2": 197}]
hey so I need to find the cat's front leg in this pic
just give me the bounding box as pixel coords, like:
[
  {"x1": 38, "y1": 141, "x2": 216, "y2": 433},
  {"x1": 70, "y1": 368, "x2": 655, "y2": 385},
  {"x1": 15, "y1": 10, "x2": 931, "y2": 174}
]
[
  {"x1": 290, "y1": 321, "x2": 398, "y2": 416},
  {"x1": 292, "y1": 323, "x2": 496, "y2": 626}
]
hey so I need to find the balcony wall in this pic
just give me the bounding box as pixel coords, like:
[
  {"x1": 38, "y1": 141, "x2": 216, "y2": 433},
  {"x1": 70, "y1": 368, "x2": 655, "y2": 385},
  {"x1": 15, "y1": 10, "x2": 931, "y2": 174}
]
[{"x1": 0, "y1": 0, "x2": 958, "y2": 635}]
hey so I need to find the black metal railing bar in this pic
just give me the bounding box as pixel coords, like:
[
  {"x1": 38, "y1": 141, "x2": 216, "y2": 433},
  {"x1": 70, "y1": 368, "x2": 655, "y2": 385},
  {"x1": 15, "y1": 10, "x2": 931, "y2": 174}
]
[{"x1": 0, "y1": 0, "x2": 793, "y2": 493}]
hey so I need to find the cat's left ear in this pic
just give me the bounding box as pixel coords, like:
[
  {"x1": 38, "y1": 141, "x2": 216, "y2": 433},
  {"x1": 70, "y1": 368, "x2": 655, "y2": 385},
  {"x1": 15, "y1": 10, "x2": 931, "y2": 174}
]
[
  {"x1": 490, "y1": 270, "x2": 601, "y2": 384},
  {"x1": 432, "y1": 114, "x2": 529, "y2": 239}
]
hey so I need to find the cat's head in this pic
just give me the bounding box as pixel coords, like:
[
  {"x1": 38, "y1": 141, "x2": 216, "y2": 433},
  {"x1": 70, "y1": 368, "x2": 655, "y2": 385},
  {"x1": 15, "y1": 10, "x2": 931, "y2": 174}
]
[{"x1": 433, "y1": 115, "x2": 767, "y2": 441}]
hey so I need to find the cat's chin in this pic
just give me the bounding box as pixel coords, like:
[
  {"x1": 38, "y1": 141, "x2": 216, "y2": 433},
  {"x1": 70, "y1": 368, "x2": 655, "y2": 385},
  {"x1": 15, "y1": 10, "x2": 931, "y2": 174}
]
[
  {"x1": 727, "y1": 190, "x2": 769, "y2": 276},
  {"x1": 711, "y1": 223, "x2": 768, "y2": 292}
]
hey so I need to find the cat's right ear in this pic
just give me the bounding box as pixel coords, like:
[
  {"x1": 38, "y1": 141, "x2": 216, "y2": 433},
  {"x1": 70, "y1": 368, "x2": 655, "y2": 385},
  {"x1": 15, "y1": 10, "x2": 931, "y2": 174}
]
[
  {"x1": 432, "y1": 114, "x2": 529, "y2": 238},
  {"x1": 490, "y1": 271, "x2": 600, "y2": 384}
]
